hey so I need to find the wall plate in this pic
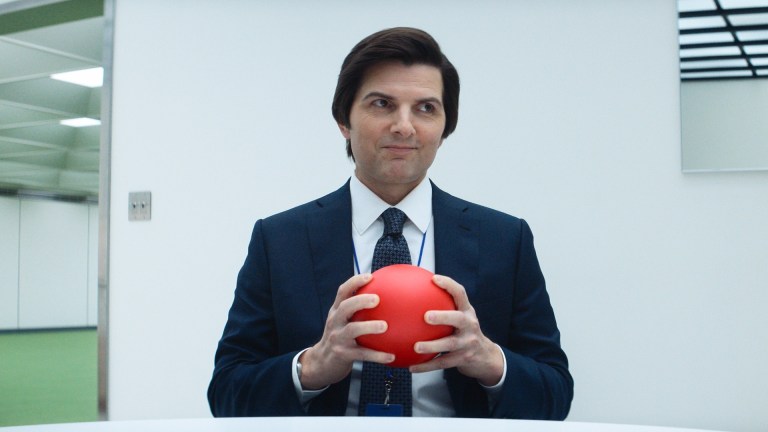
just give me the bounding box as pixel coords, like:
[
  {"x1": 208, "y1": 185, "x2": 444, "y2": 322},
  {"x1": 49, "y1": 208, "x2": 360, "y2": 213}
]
[{"x1": 128, "y1": 191, "x2": 151, "y2": 221}]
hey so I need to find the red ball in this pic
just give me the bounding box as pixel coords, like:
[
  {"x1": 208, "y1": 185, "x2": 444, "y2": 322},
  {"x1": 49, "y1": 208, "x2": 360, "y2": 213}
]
[{"x1": 351, "y1": 264, "x2": 456, "y2": 367}]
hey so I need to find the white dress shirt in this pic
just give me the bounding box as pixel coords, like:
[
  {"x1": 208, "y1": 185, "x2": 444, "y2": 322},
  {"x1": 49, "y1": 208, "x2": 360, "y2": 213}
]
[
  {"x1": 292, "y1": 174, "x2": 505, "y2": 416},
  {"x1": 346, "y1": 174, "x2": 453, "y2": 416}
]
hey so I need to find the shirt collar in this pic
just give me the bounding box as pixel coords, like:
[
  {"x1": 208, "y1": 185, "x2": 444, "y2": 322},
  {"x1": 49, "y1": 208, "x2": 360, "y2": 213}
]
[{"x1": 350, "y1": 174, "x2": 432, "y2": 235}]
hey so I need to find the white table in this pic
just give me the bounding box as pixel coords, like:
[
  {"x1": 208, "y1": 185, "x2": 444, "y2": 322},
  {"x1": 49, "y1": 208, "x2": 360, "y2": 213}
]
[{"x1": 0, "y1": 417, "x2": 728, "y2": 432}]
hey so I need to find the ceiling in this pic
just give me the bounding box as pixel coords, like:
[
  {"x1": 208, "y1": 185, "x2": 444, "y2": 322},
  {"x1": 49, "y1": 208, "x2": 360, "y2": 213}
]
[
  {"x1": 679, "y1": 0, "x2": 768, "y2": 80},
  {"x1": 0, "y1": 4, "x2": 102, "y2": 198}
]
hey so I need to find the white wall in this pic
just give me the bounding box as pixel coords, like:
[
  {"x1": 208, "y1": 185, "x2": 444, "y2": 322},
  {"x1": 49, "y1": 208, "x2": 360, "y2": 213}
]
[
  {"x1": 0, "y1": 196, "x2": 20, "y2": 328},
  {"x1": 682, "y1": 79, "x2": 768, "y2": 171},
  {"x1": 108, "y1": 1, "x2": 768, "y2": 431},
  {"x1": 18, "y1": 199, "x2": 88, "y2": 328},
  {"x1": 88, "y1": 203, "x2": 98, "y2": 326},
  {"x1": 0, "y1": 196, "x2": 97, "y2": 330}
]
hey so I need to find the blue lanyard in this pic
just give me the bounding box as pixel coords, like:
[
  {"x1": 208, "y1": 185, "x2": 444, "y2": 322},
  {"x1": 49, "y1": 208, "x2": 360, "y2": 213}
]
[{"x1": 353, "y1": 229, "x2": 427, "y2": 275}]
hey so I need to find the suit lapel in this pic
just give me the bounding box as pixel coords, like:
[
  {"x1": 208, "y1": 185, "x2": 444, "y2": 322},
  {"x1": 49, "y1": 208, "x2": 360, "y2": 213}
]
[
  {"x1": 305, "y1": 181, "x2": 354, "y2": 415},
  {"x1": 306, "y1": 181, "x2": 355, "y2": 322},
  {"x1": 432, "y1": 182, "x2": 487, "y2": 417},
  {"x1": 432, "y1": 182, "x2": 478, "y2": 299}
]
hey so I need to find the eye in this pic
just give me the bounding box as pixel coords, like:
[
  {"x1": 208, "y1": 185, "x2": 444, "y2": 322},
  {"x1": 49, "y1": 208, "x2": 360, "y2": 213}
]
[
  {"x1": 418, "y1": 103, "x2": 436, "y2": 113},
  {"x1": 372, "y1": 99, "x2": 390, "y2": 108}
]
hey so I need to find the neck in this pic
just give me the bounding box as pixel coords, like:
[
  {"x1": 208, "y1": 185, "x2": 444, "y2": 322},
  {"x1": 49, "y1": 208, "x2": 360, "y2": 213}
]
[{"x1": 354, "y1": 172, "x2": 423, "y2": 205}]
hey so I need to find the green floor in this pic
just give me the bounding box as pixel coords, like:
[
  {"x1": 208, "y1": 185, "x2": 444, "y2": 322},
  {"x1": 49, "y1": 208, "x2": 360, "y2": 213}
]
[{"x1": 0, "y1": 329, "x2": 98, "y2": 426}]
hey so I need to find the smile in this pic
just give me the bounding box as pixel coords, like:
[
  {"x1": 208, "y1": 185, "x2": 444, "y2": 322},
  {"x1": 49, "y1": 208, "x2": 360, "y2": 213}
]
[{"x1": 382, "y1": 145, "x2": 417, "y2": 154}]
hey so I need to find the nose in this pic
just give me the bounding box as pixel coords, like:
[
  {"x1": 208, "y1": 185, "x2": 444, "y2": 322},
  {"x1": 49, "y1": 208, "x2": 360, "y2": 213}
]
[{"x1": 390, "y1": 108, "x2": 415, "y2": 138}]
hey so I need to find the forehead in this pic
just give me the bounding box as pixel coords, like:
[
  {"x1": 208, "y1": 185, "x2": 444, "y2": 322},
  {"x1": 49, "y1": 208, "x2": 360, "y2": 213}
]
[{"x1": 357, "y1": 61, "x2": 443, "y2": 100}]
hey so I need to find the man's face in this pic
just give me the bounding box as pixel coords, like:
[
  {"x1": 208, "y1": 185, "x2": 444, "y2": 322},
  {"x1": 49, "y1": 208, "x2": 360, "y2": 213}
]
[{"x1": 340, "y1": 61, "x2": 446, "y2": 203}]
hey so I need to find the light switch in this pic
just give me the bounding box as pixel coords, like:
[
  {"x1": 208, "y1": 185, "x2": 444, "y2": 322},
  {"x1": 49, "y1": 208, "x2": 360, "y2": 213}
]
[{"x1": 128, "y1": 191, "x2": 151, "y2": 221}]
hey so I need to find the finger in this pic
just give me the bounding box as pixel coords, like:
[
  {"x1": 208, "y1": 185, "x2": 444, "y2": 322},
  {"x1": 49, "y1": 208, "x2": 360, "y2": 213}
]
[
  {"x1": 353, "y1": 346, "x2": 396, "y2": 365},
  {"x1": 414, "y1": 335, "x2": 459, "y2": 357},
  {"x1": 334, "y1": 293, "x2": 380, "y2": 324},
  {"x1": 424, "y1": 309, "x2": 464, "y2": 328},
  {"x1": 333, "y1": 273, "x2": 372, "y2": 307},
  {"x1": 432, "y1": 274, "x2": 470, "y2": 310},
  {"x1": 409, "y1": 352, "x2": 456, "y2": 373},
  {"x1": 344, "y1": 319, "x2": 388, "y2": 340},
  {"x1": 330, "y1": 342, "x2": 395, "y2": 365}
]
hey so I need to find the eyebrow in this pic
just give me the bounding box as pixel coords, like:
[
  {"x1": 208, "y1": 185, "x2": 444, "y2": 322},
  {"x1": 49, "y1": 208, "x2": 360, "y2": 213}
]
[{"x1": 361, "y1": 91, "x2": 444, "y2": 107}]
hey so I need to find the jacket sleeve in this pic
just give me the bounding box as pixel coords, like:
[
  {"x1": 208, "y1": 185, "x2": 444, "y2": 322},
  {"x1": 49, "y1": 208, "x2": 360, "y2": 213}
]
[
  {"x1": 207, "y1": 220, "x2": 307, "y2": 416},
  {"x1": 490, "y1": 219, "x2": 573, "y2": 420}
]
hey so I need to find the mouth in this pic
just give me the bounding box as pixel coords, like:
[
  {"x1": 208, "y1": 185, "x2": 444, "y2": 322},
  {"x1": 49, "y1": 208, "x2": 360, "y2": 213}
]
[
  {"x1": 382, "y1": 145, "x2": 417, "y2": 154},
  {"x1": 384, "y1": 146, "x2": 416, "y2": 157}
]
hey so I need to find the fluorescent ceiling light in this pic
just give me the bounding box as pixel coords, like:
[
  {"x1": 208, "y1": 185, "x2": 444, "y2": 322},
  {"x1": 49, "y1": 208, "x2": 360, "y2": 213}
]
[
  {"x1": 679, "y1": 0, "x2": 716, "y2": 12},
  {"x1": 681, "y1": 59, "x2": 748, "y2": 69},
  {"x1": 720, "y1": 0, "x2": 768, "y2": 9},
  {"x1": 60, "y1": 118, "x2": 101, "y2": 127},
  {"x1": 679, "y1": 16, "x2": 726, "y2": 30},
  {"x1": 729, "y1": 13, "x2": 768, "y2": 26},
  {"x1": 736, "y1": 30, "x2": 768, "y2": 41},
  {"x1": 680, "y1": 32, "x2": 734, "y2": 44},
  {"x1": 51, "y1": 67, "x2": 103, "y2": 88},
  {"x1": 681, "y1": 70, "x2": 753, "y2": 78},
  {"x1": 680, "y1": 46, "x2": 742, "y2": 57},
  {"x1": 751, "y1": 58, "x2": 768, "y2": 65},
  {"x1": 744, "y1": 44, "x2": 768, "y2": 53}
]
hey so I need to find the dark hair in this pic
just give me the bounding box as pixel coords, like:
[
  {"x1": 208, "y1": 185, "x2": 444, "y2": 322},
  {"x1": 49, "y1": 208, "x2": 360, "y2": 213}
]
[{"x1": 331, "y1": 27, "x2": 460, "y2": 158}]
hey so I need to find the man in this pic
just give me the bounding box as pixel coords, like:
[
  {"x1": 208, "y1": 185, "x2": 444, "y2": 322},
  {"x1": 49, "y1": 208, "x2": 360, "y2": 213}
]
[{"x1": 208, "y1": 27, "x2": 573, "y2": 419}]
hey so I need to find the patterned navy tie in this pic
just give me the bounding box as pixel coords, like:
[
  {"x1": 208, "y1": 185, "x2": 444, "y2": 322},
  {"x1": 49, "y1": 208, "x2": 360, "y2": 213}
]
[{"x1": 359, "y1": 207, "x2": 413, "y2": 416}]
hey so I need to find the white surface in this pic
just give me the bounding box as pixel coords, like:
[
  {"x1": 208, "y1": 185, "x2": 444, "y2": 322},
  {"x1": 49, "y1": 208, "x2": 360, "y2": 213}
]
[
  {"x1": 108, "y1": 0, "x2": 768, "y2": 431},
  {"x1": 18, "y1": 199, "x2": 89, "y2": 328},
  {"x1": 681, "y1": 79, "x2": 768, "y2": 171},
  {"x1": 0, "y1": 418, "x2": 730, "y2": 432},
  {"x1": 0, "y1": 196, "x2": 20, "y2": 329},
  {"x1": 87, "y1": 203, "x2": 98, "y2": 326},
  {"x1": 0, "y1": 197, "x2": 97, "y2": 330}
]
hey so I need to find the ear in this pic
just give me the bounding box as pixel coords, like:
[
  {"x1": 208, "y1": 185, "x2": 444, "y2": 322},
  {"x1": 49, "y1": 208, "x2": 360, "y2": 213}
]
[{"x1": 338, "y1": 123, "x2": 351, "y2": 140}]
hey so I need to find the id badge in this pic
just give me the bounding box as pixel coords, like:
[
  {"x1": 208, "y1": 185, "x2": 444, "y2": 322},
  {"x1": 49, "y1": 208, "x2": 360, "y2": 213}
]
[{"x1": 365, "y1": 403, "x2": 404, "y2": 417}]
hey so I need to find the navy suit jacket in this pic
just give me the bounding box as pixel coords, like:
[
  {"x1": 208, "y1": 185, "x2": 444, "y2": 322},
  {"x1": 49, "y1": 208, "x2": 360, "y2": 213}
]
[{"x1": 208, "y1": 181, "x2": 573, "y2": 419}]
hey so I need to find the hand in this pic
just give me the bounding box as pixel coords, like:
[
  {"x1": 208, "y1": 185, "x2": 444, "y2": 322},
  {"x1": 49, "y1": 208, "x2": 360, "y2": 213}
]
[
  {"x1": 298, "y1": 273, "x2": 395, "y2": 390},
  {"x1": 409, "y1": 275, "x2": 504, "y2": 387}
]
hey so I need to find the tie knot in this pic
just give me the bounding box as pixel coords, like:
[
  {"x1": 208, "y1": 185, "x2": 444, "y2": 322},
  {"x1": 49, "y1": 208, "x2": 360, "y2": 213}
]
[{"x1": 381, "y1": 207, "x2": 407, "y2": 236}]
